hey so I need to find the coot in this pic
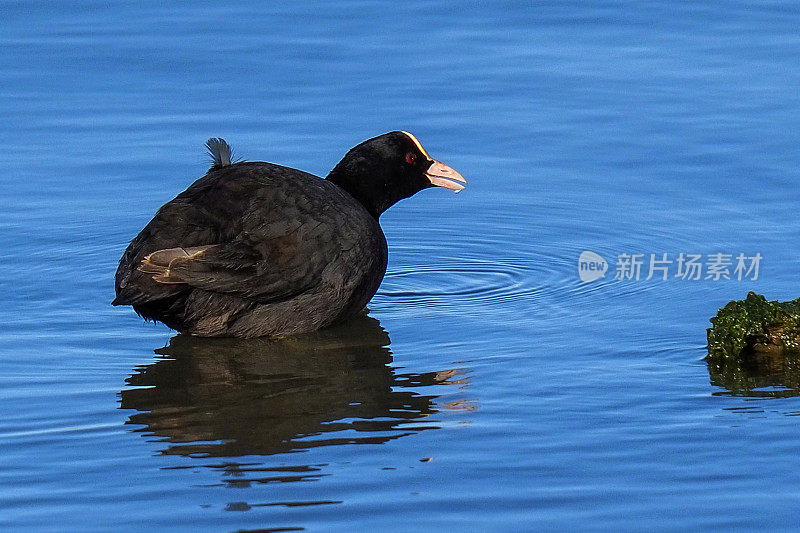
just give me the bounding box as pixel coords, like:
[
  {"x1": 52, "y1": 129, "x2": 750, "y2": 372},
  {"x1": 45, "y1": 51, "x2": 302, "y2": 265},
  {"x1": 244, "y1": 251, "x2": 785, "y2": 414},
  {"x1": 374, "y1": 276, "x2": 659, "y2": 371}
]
[{"x1": 113, "y1": 132, "x2": 466, "y2": 337}]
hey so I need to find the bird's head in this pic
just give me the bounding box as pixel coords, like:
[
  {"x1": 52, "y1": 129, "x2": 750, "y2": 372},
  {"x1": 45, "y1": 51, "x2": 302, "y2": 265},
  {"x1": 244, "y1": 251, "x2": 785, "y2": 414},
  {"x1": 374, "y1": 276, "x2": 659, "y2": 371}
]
[{"x1": 327, "y1": 131, "x2": 467, "y2": 218}]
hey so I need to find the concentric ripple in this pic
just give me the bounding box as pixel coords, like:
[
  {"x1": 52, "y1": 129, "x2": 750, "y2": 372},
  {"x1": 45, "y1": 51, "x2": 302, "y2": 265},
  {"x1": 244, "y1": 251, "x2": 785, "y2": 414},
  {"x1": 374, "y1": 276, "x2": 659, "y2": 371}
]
[
  {"x1": 374, "y1": 244, "x2": 584, "y2": 320},
  {"x1": 382, "y1": 261, "x2": 534, "y2": 303}
]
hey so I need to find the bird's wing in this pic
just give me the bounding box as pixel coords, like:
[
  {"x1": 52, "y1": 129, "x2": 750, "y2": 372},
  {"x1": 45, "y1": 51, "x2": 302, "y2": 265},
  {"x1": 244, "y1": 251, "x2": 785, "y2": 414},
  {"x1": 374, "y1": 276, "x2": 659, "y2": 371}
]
[{"x1": 136, "y1": 223, "x2": 342, "y2": 304}]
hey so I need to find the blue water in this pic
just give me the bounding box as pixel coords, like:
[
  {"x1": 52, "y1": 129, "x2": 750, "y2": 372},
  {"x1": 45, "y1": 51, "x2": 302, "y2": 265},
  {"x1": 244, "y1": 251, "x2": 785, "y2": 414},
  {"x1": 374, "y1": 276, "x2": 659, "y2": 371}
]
[{"x1": 3, "y1": 1, "x2": 800, "y2": 530}]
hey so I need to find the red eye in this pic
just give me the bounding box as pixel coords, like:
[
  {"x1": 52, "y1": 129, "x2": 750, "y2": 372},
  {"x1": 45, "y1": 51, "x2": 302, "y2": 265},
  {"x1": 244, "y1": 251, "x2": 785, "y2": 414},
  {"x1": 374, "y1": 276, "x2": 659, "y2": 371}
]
[{"x1": 406, "y1": 152, "x2": 417, "y2": 165}]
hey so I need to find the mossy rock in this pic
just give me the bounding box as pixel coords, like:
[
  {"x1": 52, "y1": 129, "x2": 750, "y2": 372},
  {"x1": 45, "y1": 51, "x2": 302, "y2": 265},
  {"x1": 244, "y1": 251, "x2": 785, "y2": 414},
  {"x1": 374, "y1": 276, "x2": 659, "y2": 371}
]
[
  {"x1": 707, "y1": 293, "x2": 800, "y2": 396},
  {"x1": 707, "y1": 292, "x2": 800, "y2": 358}
]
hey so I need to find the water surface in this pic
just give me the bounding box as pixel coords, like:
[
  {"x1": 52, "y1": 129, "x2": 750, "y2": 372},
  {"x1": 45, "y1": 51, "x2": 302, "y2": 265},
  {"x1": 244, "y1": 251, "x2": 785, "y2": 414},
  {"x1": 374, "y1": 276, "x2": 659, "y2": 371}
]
[{"x1": 3, "y1": 1, "x2": 800, "y2": 531}]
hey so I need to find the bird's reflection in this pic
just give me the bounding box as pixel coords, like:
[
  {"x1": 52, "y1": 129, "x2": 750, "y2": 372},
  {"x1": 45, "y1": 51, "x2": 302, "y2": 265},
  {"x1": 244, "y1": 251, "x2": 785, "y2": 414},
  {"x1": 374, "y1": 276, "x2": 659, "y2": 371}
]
[
  {"x1": 120, "y1": 315, "x2": 469, "y2": 457},
  {"x1": 707, "y1": 347, "x2": 800, "y2": 398}
]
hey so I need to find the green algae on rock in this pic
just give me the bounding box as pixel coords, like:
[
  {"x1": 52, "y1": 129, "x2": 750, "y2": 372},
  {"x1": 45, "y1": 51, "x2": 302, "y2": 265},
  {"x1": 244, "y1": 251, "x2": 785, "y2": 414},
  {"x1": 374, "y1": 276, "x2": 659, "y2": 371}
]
[
  {"x1": 707, "y1": 292, "x2": 800, "y2": 358},
  {"x1": 707, "y1": 293, "x2": 800, "y2": 396}
]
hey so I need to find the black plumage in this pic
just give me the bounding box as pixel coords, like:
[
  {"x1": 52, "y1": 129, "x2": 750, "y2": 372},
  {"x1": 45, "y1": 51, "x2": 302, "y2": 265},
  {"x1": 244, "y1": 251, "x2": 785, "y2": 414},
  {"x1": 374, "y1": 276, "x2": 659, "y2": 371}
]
[{"x1": 113, "y1": 131, "x2": 466, "y2": 337}]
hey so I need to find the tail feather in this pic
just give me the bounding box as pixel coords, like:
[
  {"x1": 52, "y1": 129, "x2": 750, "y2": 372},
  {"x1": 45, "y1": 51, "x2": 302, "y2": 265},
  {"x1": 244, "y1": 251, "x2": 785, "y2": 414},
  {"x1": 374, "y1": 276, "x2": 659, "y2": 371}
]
[{"x1": 205, "y1": 137, "x2": 233, "y2": 170}]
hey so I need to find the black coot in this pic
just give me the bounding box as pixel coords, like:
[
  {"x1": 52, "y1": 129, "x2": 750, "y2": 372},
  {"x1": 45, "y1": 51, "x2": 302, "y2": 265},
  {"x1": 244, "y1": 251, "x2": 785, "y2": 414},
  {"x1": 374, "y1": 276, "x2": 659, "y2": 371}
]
[{"x1": 113, "y1": 131, "x2": 466, "y2": 337}]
